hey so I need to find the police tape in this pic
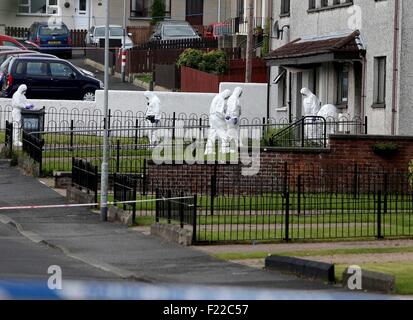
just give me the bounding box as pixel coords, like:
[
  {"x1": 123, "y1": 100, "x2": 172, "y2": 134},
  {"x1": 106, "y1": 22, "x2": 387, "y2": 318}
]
[{"x1": 0, "y1": 196, "x2": 195, "y2": 211}]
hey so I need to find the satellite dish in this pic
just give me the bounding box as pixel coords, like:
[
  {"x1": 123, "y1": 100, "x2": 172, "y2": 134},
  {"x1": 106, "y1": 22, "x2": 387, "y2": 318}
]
[{"x1": 273, "y1": 20, "x2": 280, "y2": 40}]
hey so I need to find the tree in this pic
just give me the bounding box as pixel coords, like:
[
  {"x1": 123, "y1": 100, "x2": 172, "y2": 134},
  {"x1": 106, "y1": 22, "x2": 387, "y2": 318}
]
[{"x1": 151, "y1": 0, "x2": 166, "y2": 26}]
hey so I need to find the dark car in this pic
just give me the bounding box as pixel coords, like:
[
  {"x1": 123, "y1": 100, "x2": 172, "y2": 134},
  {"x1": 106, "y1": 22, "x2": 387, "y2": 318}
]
[
  {"x1": 1, "y1": 56, "x2": 103, "y2": 101},
  {"x1": 27, "y1": 22, "x2": 72, "y2": 58},
  {"x1": 150, "y1": 21, "x2": 201, "y2": 42}
]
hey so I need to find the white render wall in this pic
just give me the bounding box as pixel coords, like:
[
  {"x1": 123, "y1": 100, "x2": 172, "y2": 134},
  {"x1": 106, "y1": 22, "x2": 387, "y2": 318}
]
[{"x1": 219, "y1": 82, "x2": 269, "y2": 120}]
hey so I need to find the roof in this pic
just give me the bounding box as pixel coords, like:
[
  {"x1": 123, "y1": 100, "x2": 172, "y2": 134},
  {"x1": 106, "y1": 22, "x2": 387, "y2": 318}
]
[{"x1": 266, "y1": 30, "x2": 366, "y2": 65}]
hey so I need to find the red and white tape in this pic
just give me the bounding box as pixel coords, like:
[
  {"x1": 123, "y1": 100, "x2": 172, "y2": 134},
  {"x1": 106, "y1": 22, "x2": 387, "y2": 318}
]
[{"x1": 0, "y1": 196, "x2": 194, "y2": 211}]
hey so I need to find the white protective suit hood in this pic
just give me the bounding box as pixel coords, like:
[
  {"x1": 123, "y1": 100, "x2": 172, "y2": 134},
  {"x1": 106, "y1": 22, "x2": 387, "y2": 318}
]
[
  {"x1": 12, "y1": 84, "x2": 28, "y2": 110},
  {"x1": 301, "y1": 87, "x2": 320, "y2": 117},
  {"x1": 226, "y1": 87, "x2": 242, "y2": 119},
  {"x1": 210, "y1": 89, "x2": 231, "y2": 117},
  {"x1": 144, "y1": 91, "x2": 161, "y2": 121}
]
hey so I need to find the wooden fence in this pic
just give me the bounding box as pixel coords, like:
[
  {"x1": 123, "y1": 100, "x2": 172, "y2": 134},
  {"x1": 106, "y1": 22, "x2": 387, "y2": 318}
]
[
  {"x1": 127, "y1": 26, "x2": 154, "y2": 46},
  {"x1": 5, "y1": 26, "x2": 87, "y2": 47}
]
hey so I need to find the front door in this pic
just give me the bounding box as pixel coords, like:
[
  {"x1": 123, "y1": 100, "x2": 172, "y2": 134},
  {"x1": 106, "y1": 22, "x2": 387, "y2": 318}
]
[
  {"x1": 186, "y1": 0, "x2": 204, "y2": 26},
  {"x1": 74, "y1": 0, "x2": 89, "y2": 29}
]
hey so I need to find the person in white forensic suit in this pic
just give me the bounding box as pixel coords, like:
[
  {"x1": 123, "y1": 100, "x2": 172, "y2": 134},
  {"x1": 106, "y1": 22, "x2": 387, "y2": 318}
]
[
  {"x1": 205, "y1": 89, "x2": 232, "y2": 155},
  {"x1": 225, "y1": 87, "x2": 243, "y2": 153},
  {"x1": 144, "y1": 91, "x2": 162, "y2": 145},
  {"x1": 11, "y1": 84, "x2": 34, "y2": 147}
]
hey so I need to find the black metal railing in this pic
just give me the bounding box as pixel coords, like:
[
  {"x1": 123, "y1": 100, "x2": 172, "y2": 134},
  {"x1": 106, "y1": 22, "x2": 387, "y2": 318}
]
[
  {"x1": 150, "y1": 162, "x2": 413, "y2": 244},
  {"x1": 71, "y1": 158, "x2": 98, "y2": 204},
  {"x1": 155, "y1": 188, "x2": 197, "y2": 244},
  {"x1": 113, "y1": 173, "x2": 138, "y2": 223},
  {"x1": 22, "y1": 130, "x2": 44, "y2": 174},
  {"x1": 4, "y1": 120, "x2": 13, "y2": 154},
  {"x1": 267, "y1": 116, "x2": 367, "y2": 148}
]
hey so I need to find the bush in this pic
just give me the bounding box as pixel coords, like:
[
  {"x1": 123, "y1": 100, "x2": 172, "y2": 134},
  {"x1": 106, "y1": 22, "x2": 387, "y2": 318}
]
[
  {"x1": 177, "y1": 49, "x2": 228, "y2": 75},
  {"x1": 176, "y1": 48, "x2": 204, "y2": 69},
  {"x1": 198, "y1": 50, "x2": 228, "y2": 75},
  {"x1": 150, "y1": 0, "x2": 166, "y2": 26},
  {"x1": 372, "y1": 142, "x2": 399, "y2": 156},
  {"x1": 262, "y1": 127, "x2": 295, "y2": 147}
]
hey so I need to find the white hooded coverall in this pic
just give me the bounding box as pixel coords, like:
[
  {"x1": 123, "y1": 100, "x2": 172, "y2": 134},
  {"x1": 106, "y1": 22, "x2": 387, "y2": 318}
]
[
  {"x1": 144, "y1": 91, "x2": 162, "y2": 145},
  {"x1": 205, "y1": 89, "x2": 231, "y2": 155},
  {"x1": 225, "y1": 87, "x2": 243, "y2": 153},
  {"x1": 11, "y1": 84, "x2": 33, "y2": 147}
]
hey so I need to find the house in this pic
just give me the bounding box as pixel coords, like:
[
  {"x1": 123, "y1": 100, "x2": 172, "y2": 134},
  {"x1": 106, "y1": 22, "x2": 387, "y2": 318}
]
[
  {"x1": 0, "y1": 1, "x2": 228, "y2": 31},
  {"x1": 266, "y1": 0, "x2": 412, "y2": 136}
]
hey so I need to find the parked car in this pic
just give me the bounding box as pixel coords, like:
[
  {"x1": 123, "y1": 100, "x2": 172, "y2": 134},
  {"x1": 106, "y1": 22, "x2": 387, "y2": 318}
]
[
  {"x1": 86, "y1": 25, "x2": 133, "y2": 49},
  {"x1": 150, "y1": 21, "x2": 201, "y2": 42},
  {"x1": 204, "y1": 22, "x2": 231, "y2": 39},
  {"x1": 0, "y1": 34, "x2": 28, "y2": 50},
  {"x1": 1, "y1": 56, "x2": 103, "y2": 101},
  {"x1": 27, "y1": 22, "x2": 72, "y2": 58},
  {"x1": 0, "y1": 46, "x2": 24, "y2": 52},
  {"x1": 17, "y1": 39, "x2": 40, "y2": 51}
]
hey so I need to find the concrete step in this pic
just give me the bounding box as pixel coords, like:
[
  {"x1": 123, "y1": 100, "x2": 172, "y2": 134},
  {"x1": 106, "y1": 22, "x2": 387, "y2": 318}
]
[{"x1": 0, "y1": 159, "x2": 11, "y2": 168}]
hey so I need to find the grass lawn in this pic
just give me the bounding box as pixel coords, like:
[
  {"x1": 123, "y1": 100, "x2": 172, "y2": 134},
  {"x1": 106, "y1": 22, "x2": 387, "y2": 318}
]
[
  {"x1": 335, "y1": 262, "x2": 413, "y2": 295},
  {"x1": 212, "y1": 246, "x2": 413, "y2": 295},
  {"x1": 135, "y1": 73, "x2": 153, "y2": 84},
  {"x1": 0, "y1": 131, "x2": 5, "y2": 144}
]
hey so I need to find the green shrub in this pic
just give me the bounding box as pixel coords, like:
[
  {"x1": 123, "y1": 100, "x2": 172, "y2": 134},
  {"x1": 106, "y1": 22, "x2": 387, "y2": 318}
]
[
  {"x1": 177, "y1": 49, "x2": 228, "y2": 75},
  {"x1": 176, "y1": 48, "x2": 204, "y2": 69},
  {"x1": 262, "y1": 127, "x2": 295, "y2": 147},
  {"x1": 150, "y1": 0, "x2": 165, "y2": 26},
  {"x1": 409, "y1": 160, "x2": 413, "y2": 190},
  {"x1": 372, "y1": 142, "x2": 399, "y2": 156},
  {"x1": 198, "y1": 50, "x2": 228, "y2": 75}
]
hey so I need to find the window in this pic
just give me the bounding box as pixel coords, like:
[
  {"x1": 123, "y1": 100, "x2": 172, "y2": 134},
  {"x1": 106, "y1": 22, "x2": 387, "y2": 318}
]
[
  {"x1": 374, "y1": 57, "x2": 386, "y2": 106},
  {"x1": 308, "y1": 0, "x2": 354, "y2": 11},
  {"x1": 50, "y1": 62, "x2": 74, "y2": 78},
  {"x1": 337, "y1": 64, "x2": 349, "y2": 104},
  {"x1": 281, "y1": 0, "x2": 290, "y2": 15},
  {"x1": 18, "y1": 0, "x2": 58, "y2": 14},
  {"x1": 26, "y1": 62, "x2": 48, "y2": 76},
  {"x1": 130, "y1": 0, "x2": 171, "y2": 18}
]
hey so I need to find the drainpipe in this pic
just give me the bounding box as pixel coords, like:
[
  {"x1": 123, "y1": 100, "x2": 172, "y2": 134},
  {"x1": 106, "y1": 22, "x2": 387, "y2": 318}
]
[
  {"x1": 361, "y1": 55, "x2": 366, "y2": 121},
  {"x1": 391, "y1": 0, "x2": 400, "y2": 135}
]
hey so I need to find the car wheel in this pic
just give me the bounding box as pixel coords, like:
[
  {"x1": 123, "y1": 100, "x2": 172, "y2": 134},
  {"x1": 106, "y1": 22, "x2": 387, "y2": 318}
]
[{"x1": 83, "y1": 90, "x2": 95, "y2": 101}]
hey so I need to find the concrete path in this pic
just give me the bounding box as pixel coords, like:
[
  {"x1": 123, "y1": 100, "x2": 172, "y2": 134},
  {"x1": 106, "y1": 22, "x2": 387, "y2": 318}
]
[{"x1": 0, "y1": 161, "x2": 400, "y2": 300}]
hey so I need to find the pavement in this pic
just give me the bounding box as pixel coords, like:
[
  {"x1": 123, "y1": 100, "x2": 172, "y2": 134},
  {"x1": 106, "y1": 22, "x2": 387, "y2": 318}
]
[
  {"x1": 69, "y1": 50, "x2": 144, "y2": 92},
  {"x1": 0, "y1": 160, "x2": 403, "y2": 299}
]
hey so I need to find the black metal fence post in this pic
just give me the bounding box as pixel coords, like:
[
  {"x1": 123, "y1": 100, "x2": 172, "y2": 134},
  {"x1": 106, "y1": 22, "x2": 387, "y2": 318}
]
[
  {"x1": 192, "y1": 194, "x2": 197, "y2": 245},
  {"x1": 384, "y1": 173, "x2": 388, "y2": 215},
  {"x1": 155, "y1": 188, "x2": 160, "y2": 223},
  {"x1": 179, "y1": 191, "x2": 184, "y2": 228},
  {"x1": 113, "y1": 172, "x2": 118, "y2": 206},
  {"x1": 377, "y1": 190, "x2": 384, "y2": 239},
  {"x1": 116, "y1": 139, "x2": 120, "y2": 173},
  {"x1": 167, "y1": 189, "x2": 172, "y2": 224},
  {"x1": 297, "y1": 175, "x2": 302, "y2": 216},
  {"x1": 142, "y1": 158, "x2": 147, "y2": 196},
  {"x1": 39, "y1": 139, "x2": 44, "y2": 176},
  {"x1": 172, "y1": 111, "x2": 176, "y2": 141},
  {"x1": 301, "y1": 120, "x2": 305, "y2": 148},
  {"x1": 284, "y1": 191, "x2": 290, "y2": 242},
  {"x1": 70, "y1": 119, "x2": 74, "y2": 150},
  {"x1": 365, "y1": 116, "x2": 368, "y2": 135},
  {"x1": 132, "y1": 178, "x2": 137, "y2": 225},
  {"x1": 134, "y1": 118, "x2": 139, "y2": 150},
  {"x1": 353, "y1": 163, "x2": 359, "y2": 199}
]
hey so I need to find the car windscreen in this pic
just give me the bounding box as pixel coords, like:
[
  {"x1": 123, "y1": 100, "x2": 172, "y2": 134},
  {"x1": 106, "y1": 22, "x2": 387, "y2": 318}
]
[
  {"x1": 163, "y1": 25, "x2": 197, "y2": 37},
  {"x1": 94, "y1": 27, "x2": 124, "y2": 37},
  {"x1": 39, "y1": 25, "x2": 69, "y2": 36}
]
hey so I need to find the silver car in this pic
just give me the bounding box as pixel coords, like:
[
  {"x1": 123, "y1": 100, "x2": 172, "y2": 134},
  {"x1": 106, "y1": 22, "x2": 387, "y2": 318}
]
[{"x1": 87, "y1": 25, "x2": 134, "y2": 49}]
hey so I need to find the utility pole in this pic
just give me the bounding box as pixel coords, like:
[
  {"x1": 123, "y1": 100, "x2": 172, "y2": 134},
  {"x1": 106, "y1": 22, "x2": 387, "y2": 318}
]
[
  {"x1": 245, "y1": 0, "x2": 254, "y2": 83},
  {"x1": 101, "y1": 0, "x2": 110, "y2": 222},
  {"x1": 121, "y1": 0, "x2": 127, "y2": 82}
]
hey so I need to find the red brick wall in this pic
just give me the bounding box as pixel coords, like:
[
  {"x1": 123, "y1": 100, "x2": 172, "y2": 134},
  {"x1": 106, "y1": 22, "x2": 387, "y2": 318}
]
[{"x1": 148, "y1": 135, "x2": 413, "y2": 193}]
